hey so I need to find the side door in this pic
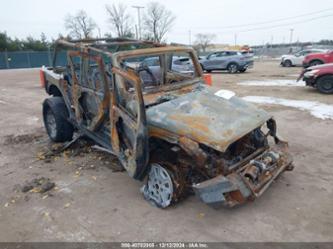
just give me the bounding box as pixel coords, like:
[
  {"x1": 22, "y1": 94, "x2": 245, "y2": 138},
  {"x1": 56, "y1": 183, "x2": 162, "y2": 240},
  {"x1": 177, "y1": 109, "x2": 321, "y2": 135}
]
[
  {"x1": 294, "y1": 51, "x2": 306, "y2": 66},
  {"x1": 221, "y1": 51, "x2": 235, "y2": 68},
  {"x1": 67, "y1": 51, "x2": 111, "y2": 131},
  {"x1": 206, "y1": 52, "x2": 224, "y2": 69},
  {"x1": 110, "y1": 67, "x2": 149, "y2": 180}
]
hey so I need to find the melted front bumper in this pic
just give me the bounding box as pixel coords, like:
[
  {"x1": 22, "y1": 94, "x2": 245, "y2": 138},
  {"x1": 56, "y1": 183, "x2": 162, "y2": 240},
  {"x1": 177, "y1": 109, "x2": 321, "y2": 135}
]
[{"x1": 193, "y1": 142, "x2": 293, "y2": 208}]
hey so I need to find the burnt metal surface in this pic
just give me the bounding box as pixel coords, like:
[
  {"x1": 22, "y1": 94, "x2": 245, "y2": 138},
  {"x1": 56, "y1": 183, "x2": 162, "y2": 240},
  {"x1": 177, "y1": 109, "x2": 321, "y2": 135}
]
[
  {"x1": 193, "y1": 142, "x2": 293, "y2": 208},
  {"x1": 146, "y1": 87, "x2": 271, "y2": 152},
  {"x1": 41, "y1": 38, "x2": 293, "y2": 209}
]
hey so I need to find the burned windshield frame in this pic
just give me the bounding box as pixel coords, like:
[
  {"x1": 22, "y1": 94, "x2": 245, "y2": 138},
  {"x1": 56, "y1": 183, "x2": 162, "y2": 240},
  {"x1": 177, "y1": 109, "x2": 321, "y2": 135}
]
[{"x1": 117, "y1": 51, "x2": 200, "y2": 93}]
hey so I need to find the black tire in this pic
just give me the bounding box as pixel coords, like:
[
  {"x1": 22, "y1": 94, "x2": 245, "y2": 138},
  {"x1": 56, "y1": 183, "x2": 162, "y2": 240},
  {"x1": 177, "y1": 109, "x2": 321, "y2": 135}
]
[
  {"x1": 227, "y1": 63, "x2": 239, "y2": 73},
  {"x1": 206, "y1": 69, "x2": 212, "y2": 73},
  {"x1": 283, "y1": 60, "x2": 292, "y2": 67},
  {"x1": 42, "y1": 97, "x2": 74, "y2": 142},
  {"x1": 316, "y1": 75, "x2": 333, "y2": 94},
  {"x1": 309, "y1": 60, "x2": 323, "y2": 67},
  {"x1": 239, "y1": 68, "x2": 247, "y2": 73}
]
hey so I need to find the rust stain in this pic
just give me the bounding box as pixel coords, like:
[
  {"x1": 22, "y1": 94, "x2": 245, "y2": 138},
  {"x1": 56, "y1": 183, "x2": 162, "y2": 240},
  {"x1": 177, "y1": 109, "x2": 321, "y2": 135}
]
[
  {"x1": 143, "y1": 84, "x2": 195, "y2": 106},
  {"x1": 168, "y1": 115, "x2": 211, "y2": 134},
  {"x1": 223, "y1": 129, "x2": 233, "y2": 137}
]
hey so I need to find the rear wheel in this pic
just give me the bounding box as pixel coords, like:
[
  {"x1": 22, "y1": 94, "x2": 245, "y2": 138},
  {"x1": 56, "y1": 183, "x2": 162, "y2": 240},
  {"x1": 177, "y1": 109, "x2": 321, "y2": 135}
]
[
  {"x1": 227, "y1": 63, "x2": 239, "y2": 73},
  {"x1": 283, "y1": 60, "x2": 292, "y2": 67},
  {"x1": 316, "y1": 75, "x2": 333, "y2": 94},
  {"x1": 309, "y1": 60, "x2": 323, "y2": 67},
  {"x1": 43, "y1": 97, "x2": 74, "y2": 142}
]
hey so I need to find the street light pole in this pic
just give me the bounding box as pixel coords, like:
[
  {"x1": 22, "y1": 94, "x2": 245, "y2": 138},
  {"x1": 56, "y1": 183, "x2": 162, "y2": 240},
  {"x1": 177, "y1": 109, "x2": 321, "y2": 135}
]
[{"x1": 132, "y1": 6, "x2": 145, "y2": 39}]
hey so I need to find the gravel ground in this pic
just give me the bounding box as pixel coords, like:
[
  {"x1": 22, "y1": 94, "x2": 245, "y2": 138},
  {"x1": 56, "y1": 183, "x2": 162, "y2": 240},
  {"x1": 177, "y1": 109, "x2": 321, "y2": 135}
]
[{"x1": 0, "y1": 61, "x2": 332, "y2": 242}]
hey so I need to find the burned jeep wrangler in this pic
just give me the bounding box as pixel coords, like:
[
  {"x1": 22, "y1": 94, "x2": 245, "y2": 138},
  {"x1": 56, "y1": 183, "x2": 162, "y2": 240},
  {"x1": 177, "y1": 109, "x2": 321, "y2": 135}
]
[{"x1": 40, "y1": 38, "x2": 293, "y2": 208}]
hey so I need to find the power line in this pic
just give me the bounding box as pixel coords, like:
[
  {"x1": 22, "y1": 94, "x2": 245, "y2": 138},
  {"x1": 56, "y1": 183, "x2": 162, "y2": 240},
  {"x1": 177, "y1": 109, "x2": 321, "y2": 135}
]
[
  {"x1": 172, "y1": 13, "x2": 333, "y2": 35},
  {"x1": 232, "y1": 13, "x2": 333, "y2": 33},
  {"x1": 179, "y1": 7, "x2": 333, "y2": 30}
]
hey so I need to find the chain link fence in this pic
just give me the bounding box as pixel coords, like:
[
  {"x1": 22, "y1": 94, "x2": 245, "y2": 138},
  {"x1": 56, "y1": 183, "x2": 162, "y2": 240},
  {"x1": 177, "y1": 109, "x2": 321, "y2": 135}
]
[
  {"x1": 252, "y1": 45, "x2": 333, "y2": 58},
  {"x1": 0, "y1": 50, "x2": 67, "y2": 69},
  {"x1": 2, "y1": 45, "x2": 333, "y2": 69}
]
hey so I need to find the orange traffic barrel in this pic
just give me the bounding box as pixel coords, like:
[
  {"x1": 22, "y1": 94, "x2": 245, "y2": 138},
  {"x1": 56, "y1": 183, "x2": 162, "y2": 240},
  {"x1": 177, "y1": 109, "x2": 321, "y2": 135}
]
[
  {"x1": 39, "y1": 69, "x2": 46, "y2": 88},
  {"x1": 203, "y1": 74, "x2": 212, "y2": 86}
]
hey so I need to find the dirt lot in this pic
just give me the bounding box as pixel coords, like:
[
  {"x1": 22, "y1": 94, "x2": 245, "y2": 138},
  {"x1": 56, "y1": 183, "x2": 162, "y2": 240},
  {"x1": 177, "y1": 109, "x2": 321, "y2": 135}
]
[{"x1": 0, "y1": 61, "x2": 332, "y2": 242}]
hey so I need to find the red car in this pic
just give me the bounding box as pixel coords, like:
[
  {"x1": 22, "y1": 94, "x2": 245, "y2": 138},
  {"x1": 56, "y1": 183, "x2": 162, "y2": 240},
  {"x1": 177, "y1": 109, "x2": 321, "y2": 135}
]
[
  {"x1": 298, "y1": 63, "x2": 333, "y2": 93},
  {"x1": 303, "y1": 50, "x2": 333, "y2": 68}
]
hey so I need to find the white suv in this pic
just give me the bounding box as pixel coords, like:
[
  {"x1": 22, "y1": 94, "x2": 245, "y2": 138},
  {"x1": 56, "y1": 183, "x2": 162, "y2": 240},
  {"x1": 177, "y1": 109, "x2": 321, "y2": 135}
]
[{"x1": 281, "y1": 49, "x2": 326, "y2": 67}]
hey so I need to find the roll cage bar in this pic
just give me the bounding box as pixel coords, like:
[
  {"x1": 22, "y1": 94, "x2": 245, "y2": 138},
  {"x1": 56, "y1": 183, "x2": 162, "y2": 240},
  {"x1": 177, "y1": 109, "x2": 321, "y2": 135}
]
[{"x1": 52, "y1": 38, "x2": 166, "y2": 68}]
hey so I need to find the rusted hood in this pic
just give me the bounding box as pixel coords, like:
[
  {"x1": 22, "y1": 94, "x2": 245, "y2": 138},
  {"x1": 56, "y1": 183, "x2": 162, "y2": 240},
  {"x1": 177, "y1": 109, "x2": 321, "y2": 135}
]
[{"x1": 146, "y1": 88, "x2": 272, "y2": 152}]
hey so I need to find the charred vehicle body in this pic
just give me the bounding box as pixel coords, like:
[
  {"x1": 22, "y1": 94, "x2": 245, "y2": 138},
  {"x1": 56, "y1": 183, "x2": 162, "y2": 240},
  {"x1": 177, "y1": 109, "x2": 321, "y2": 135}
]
[{"x1": 40, "y1": 38, "x2": 293, "y2": 208}]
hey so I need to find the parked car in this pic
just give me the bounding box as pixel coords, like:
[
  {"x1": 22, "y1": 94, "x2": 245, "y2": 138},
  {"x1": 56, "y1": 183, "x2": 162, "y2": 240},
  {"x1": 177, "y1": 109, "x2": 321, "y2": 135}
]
[
  {"x1": 40, "y1": 38, "x2": 293, "y2": 209},
  {"x1": 302, "y1": 50, "x2": 333, "y2": 68},
  {"x1": 133, "y1": 56, "x2": 194, "y2": 86},
  {"x1": 280, "y1": 49, "x2": 326, "y2": 67},
  {"x1": 141, "y1": 56, "x2": 194, "y2": 72},
  {"x1": 297, "y1": 63, "x2": 333, "y2": 94},
  {"x1": 199, "y1": 50, "x2": 254, "y2": 73}
]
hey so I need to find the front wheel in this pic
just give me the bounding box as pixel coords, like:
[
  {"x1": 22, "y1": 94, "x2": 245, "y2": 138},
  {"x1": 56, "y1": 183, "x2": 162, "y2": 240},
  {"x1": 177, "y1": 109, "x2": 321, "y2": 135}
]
[
  {"x1": 283, "y1": 60, "x2": 292, "y2": 67},
  {"x1": 309, "y1": 60, "x2": 323, "y2": 67},
  {"x1": 141, "y1": 163, "x2": 175, "y2": 208},
  {"x1": 239, "y1": 68, "x2": 247, "y2": 73},
  {"x1": 316, "y1": 75, "x2": 333, "y2": 94},
  {"x1": 227, "y1": 63, "x2": 239, "y2": 73},
  {"x1": 43, "y1": 97, "x2": 74, "y2": 142}
]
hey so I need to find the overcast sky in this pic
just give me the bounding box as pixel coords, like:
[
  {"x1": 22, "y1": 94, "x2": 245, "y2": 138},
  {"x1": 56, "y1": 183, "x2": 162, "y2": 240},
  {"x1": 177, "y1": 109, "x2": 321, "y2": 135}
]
[{"x1": 1, "y1": 0, "x2": 333, "y2": 45}]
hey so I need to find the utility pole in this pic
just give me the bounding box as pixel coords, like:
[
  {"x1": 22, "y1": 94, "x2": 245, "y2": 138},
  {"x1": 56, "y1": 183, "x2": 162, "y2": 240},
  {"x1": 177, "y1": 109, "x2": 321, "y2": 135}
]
[
  {"x1": 289, "y1": 28, "x2": 294, "y2": 45},
  {"x1": 188, "y1": 30, "x2": 192, "y2": 46},
  {"x1": 135, "y1": 25, "x2": 138, "y2": 40},
  {"x1": 4, "y1": 49, "x2": 9, "y2": 69},
  {"x1": 97, "y1": 27, "x2": 101, "y2": 39},
  {"x1": 132, "y1": 6, "x2": 144, "y2": 39}
]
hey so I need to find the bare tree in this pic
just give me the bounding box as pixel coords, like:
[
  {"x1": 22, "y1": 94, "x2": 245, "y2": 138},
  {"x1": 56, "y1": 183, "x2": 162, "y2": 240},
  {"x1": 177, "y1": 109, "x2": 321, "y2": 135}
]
[
  {"x1": 143, "y1": 2, "x2": 175, "y2": 43},
  {"x1": 105, "y1": 4, "x2": 133, "y2": 38},
  {"x1": 194, "y1": 33, "x2": 216, "y2": 52},
  {"x1": 64, "y1": 10, "x2": 97, "y2": 39}
]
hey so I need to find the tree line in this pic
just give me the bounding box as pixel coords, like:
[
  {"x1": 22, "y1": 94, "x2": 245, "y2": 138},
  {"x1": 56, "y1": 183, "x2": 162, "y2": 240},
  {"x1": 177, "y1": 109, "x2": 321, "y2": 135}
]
[
  {"x1": 4, "y1": 1, "x2": 333, "y2": 53},
  {"x1": 0, "y1": 1, "x2": 176, "y2": 52},
  {"x1": 0, "y1": 32, "x2": 53, "y2": 52},
  {"x1": 0, "y1": 1, "x2": 266, "y2": 53},
  {"x1": 64, "y1": 2, "x2": 175, "y2": 42}
]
